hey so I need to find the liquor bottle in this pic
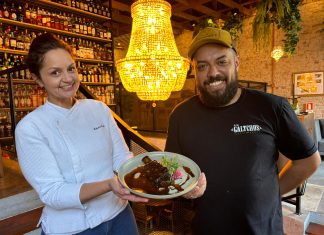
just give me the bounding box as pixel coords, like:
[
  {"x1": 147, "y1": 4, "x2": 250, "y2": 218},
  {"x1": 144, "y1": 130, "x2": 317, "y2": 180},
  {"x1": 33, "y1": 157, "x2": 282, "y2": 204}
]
[
  {"x1": 3, "y1": 27, "x2": 10, "y2": 49},
  {"x1": 79, "y1": 17, "x2": 84, "y2": 34},
  {"x1": 71, "y1": 0, "x2": 76, "y2": 8},
  {"x1": 16, "y1": 30, "x2": 25, "y2": 51},
  {"x1": 82, "y1": 64, "x2": 87, "y2": 82},
  {"x1": 88, "y1": 1, "x2": 93, "y2": 13},
  {"x1": 3, "y1": 2, "x2": 10, "y2": 19},
  {"x1": 17, "y1": 4, "x2": 24, "y2": 22},
  {"x1": 42, "y1": 9, "x2": 48, "y2": 26},
  {"x1": 67, "y1": 13, "x2": 72, "y2": 32},
  {"x1": 24, "y1": 3, "x2": 31, "y2": 23},
  {"x1": 80, "y1": 1, "x2": 85, "y2": 11},
  {"x1": 97, "y1": 65, "x2": 102, "y2": 83},
  {"x1": 67, "y1": 0, "x2": 72, "y2": 7},
  {"x1": 77, "y1": 61, "x2": 83, "y2": 81},
  {"x1": 98, "y1": 4, "x2": 102, "y2": 15},
  {"x1": 30, "y1": 5, "x2": 37, "y2": 25},
  {"x1": 63, "y1": 13, "x2": 68, "y2": 31},
  {"x1": 10, "y1": 3, "x2": 18, "y2": 21},
  {"x1": 24, "y1": 29, "x2": 31, "y2": 50},
  {"x1": 76, "y1": 0, "x2": 80, "y2": 9},
  {"x1": 59, "y1": 12, "x2": 64, "y2": 30},
  {"x1": 50, "y1": 12, "x2": 55, "y2": 28},
  {"x1": 87, "y1": 19, "x2": 92, "y2": 35},
  {"x1": 102, "y1": 6, "x2": 106, "y2": 17},
  {"x1": 0, "y1": 2, "x2": 3, "y2": 18},
  {"x1": 84, "y1": 1, "x2": 89, "y2": 12},
  {"x1": 54, "y1": 12, "x2": 60, "y2": 29},
  {"x1": 74, "y1": 16, "x2": 80, "y2": 33},
  {"x1": 37, "y1": 7, "x2": 43, "y2": 26},
  {"x1": 0, "y1": 27, "x2": 3, "y2": 48},
  {"x1": 93, "y1": 2, "x2": 98, "y2": 14},
  {"x1": 19, "y1": 56, "x2": 26, "y2": 79},
  {"x1": 9, "y1": 30, "x2": 17, "y2": 50},
  {"x1": 83, "y1": 18, "x2": 87, "y2": 35}
]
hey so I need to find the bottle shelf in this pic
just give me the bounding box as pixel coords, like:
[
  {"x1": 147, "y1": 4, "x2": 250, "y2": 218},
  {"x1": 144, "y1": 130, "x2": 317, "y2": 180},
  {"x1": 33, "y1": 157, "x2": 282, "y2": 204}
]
[
  {"x1": 0, "y1": 136, "x2": 14, "y2": 145},
  {"x1": 37, "y1": 0, "x2": 110, "y2": 21},
  {"x1": 82, "y1": 82, "x2": 115, "y2": 86},
  {"x1": 15, "y1": 107, "x2": 37, "y2": 112},
  {"x1": 0, "y1": 49, "x2": 114, "y2": 64},
  {"x1": 0, "y1": 18, "x2": 111, "y2": 43}
]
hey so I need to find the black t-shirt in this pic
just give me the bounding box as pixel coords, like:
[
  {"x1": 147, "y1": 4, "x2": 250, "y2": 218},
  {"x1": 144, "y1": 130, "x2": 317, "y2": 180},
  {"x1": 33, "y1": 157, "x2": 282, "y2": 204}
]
[{"x1": 165, "y1": 89, "x2": 316, "y2": 235}]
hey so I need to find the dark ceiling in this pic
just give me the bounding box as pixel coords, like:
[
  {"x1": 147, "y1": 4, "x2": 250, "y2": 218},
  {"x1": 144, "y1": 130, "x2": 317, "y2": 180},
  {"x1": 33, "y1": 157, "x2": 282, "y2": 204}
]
[{"x1": 105, "y1": 0, "x2": 259, "y2": 37}]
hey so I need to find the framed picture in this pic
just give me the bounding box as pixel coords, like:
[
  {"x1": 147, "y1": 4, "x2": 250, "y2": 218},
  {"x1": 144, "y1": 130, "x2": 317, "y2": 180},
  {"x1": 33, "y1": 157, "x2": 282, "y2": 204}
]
[{"x1": 293, "y1": 71, "x2": 324, "y2": 96}]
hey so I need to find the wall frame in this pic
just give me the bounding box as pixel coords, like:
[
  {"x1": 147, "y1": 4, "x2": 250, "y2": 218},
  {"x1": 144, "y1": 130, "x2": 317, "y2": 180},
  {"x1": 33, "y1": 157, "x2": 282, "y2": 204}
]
[{"x1": 293, "y1": 71, "x2": 324, "y2": 96}]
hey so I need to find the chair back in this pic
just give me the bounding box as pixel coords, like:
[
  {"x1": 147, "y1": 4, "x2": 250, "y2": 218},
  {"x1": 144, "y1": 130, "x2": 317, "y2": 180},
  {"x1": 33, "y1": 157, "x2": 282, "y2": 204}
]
[{"x1": 132, "y1": 202, "x2": 149, "y2": 221}]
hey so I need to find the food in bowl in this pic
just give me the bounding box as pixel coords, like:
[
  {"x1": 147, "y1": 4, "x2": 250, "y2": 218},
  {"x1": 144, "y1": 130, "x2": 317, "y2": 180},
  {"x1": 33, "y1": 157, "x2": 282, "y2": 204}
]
[{"x1": 124, "y1": 155, "x2": 195, "y2": 195}]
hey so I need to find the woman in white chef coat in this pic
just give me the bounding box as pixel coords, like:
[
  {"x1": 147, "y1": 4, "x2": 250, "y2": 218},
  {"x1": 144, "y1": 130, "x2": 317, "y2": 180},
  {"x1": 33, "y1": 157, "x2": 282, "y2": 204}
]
[{"x1": 15, "y1": 33, "x2": 147, "y2": 235}]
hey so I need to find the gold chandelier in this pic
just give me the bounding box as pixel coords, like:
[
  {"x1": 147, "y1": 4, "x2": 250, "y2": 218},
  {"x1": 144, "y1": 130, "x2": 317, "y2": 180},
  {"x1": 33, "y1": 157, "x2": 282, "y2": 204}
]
[{"x1": 116, "y1": 0, "x2": 190, "y2": 101}]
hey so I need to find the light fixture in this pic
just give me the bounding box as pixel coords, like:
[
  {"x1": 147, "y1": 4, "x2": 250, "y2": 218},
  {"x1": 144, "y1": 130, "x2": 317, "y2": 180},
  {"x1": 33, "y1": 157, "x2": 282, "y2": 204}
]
[
  {"x1": 271, "y1": 46, "x2": 284, "y2": 62},
  {"x1": 116, "y1": 0, "x2": 190, "y2": 101}
]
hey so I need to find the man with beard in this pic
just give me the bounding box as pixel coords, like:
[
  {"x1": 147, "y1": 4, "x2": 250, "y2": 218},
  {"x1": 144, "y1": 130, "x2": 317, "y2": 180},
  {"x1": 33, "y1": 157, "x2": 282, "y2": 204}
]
[{"x1": 165, "y1": 27, "x2": 321, "y2": 235}]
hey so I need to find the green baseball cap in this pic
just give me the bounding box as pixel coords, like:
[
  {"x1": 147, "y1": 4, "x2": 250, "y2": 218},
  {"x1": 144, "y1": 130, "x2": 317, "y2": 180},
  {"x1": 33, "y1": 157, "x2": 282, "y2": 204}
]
[{"x1": 188, "y1": 27, "x2": 234, "y2": 59}]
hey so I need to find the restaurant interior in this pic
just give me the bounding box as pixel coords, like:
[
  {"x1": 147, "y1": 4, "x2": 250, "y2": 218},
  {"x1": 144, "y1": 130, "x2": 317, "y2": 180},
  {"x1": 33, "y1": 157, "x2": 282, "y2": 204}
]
[{"x1": 0, "y1": 0, "x2": 323, "y2": 234}]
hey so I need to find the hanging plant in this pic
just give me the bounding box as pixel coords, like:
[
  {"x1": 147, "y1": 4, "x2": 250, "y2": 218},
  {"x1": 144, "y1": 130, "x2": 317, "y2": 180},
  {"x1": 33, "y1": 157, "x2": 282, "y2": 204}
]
[
  {"x1": 193, "y1": 13, "x2": 244, "y2": 41},
  {"x1": 223, "y1": 12, "x2": 244, "y2": 41},
  {"x1": 252, "y1": 0, "x2": 290, "y2": 47},
  {"x1": 277, "y1": 0, "x2": 302, "y2": 55},
  {"x1": 193, "y1": 17, "x2": 217, "y2": 37},
  {"x1": 252, "y1": 0, "x2": 302, "y2": 55}
]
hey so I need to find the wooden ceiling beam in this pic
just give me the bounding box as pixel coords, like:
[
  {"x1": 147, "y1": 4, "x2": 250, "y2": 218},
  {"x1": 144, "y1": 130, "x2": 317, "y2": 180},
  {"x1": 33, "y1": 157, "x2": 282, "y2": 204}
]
[
  {"x1": 214, "y1": 0, "x2": 253, "y2": 16},
  {"x1": 112, "y1": 10, "x2": 132, "y2": 24},
  {"x1": 174, "y1": 0, "x2": 190, "y2": 6},
  {"x1": 111, "y1": 1, "x2": 131, "y2": 12}
]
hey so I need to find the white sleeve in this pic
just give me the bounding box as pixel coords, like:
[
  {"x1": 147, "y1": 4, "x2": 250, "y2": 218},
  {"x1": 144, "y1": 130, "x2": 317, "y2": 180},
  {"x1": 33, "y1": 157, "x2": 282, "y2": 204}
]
[{"x1": 15, "y1": 120, "x2": 85, "y2": 210}]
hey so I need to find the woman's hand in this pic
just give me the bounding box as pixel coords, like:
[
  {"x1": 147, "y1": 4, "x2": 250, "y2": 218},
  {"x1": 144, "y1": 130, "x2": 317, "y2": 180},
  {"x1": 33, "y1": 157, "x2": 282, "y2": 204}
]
[
  {"x1": 182, "y1": 172, "x2": 206, "y2": 199},
  {"x1": 109, "y1": 176, "x2": 149, "y2": 202}
]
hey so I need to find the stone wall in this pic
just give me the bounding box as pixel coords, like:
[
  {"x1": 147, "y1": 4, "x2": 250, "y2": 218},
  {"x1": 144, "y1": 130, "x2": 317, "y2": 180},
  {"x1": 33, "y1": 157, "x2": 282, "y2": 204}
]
[{"x1": 115, "y1": 0, "x2": 324, "y2": 130}]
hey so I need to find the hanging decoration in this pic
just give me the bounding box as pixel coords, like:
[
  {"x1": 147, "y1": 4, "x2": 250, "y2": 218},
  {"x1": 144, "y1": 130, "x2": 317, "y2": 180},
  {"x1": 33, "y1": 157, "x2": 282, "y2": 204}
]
[
  {"x1": 271, "y1": 46, "x2": 284, "y2": 62},
  {"x1": 116, "y1": 0, "x2": 190, "y2": 101},
  {"x1": 252, "y1": 0, "x2": 302, "y2": 56}
]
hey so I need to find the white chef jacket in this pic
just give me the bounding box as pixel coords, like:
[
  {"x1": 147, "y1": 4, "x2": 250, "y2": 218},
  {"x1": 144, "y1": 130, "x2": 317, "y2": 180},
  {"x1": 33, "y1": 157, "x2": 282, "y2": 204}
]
[{"x1": 15, "y1": 99, "x2": 132, "y2": 234}]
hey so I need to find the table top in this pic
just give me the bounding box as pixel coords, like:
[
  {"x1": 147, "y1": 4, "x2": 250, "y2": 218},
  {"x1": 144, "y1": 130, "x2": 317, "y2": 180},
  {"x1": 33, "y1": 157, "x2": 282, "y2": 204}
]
[{"x1": 145, "y1": 199, "x2": 173, "y2": 207}]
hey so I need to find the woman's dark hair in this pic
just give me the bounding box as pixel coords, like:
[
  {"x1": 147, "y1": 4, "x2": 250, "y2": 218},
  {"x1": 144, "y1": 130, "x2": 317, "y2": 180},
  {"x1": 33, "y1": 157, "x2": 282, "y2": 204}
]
[{"x1": 25, "y1": 33, "x2": 73, "y2": 77}]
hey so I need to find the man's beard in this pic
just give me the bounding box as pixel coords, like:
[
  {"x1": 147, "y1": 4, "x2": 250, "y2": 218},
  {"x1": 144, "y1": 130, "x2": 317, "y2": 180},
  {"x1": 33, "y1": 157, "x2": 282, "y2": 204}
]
[{"x1": 198, "y1": 70, "x2": 238, "y2": 108}]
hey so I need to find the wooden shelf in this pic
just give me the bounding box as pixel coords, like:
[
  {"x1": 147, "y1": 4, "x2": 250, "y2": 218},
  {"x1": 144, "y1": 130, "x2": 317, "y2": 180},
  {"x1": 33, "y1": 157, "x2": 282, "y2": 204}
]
[
  {"x1": 0, "y1": 137, "x2": 14, "y2": 145},
  {"x1": 82, "y1": 82, "x2": 115, "y2": 86},
  {"x1": 0, "y1": 18, "x2": 111, "y2": 43},
  {"x1": 12, "y1": 79, "x2": 36, "y2": 84},
  {"x1": 77, "y1": 58, "x2": 113, "y2": 64},
  {"x1": 37, "y1": 0, "x2": 110, "y2": 21},
  {"x1": 0, "y1": 49, "x2": 113, "y2": 64},
  {"x1": 15, "y1": 107, "x2": 37, "y2": 112}
]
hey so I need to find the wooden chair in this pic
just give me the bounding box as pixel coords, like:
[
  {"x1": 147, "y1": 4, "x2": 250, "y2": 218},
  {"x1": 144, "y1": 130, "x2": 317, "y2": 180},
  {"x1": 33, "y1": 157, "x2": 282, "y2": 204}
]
[
  {"x1": 132, "y1": 202, "x2": 153, "y2": 234},
  {"x1": 278, "y1": 153, "x2": 307, "y2": 215},
  {"x1": 158, "y1": 200, "x2": 175, "y2": 233}
]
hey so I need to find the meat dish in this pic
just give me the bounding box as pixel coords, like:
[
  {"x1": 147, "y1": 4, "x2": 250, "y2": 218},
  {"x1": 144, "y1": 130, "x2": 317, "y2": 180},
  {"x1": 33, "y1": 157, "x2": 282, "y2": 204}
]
[{"x1": 124, "y1": 155, "x2": 195, "y2": 195}]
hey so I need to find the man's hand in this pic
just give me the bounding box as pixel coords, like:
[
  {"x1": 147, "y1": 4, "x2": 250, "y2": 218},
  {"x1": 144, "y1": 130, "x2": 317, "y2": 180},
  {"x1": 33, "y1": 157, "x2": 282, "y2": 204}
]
[
  {"x1": 183, "y1": 172, "x2": 206, "y2": 199},
  {"x1": 109, "y1": 176, "x2": 149, "y2": 202}
]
